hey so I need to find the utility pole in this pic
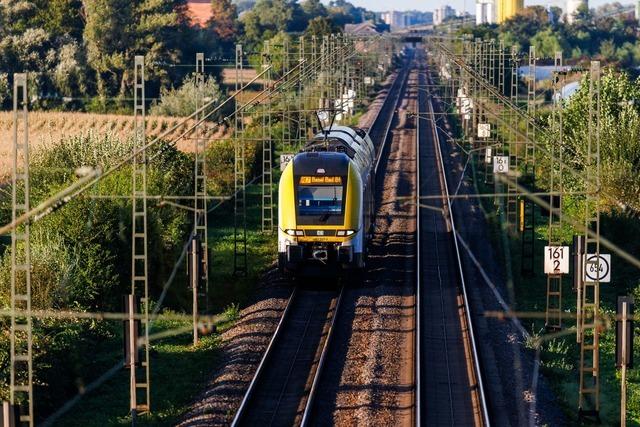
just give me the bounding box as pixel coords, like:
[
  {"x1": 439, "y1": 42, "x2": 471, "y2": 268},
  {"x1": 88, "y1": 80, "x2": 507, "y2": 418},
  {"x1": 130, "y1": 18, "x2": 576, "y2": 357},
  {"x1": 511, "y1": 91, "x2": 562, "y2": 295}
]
[
  {"x1": 521, "y1": 46, "x2": 536, "y2": 276},
  {"x1": 282, "y1": 37, "x2": 291, "y2": 145},
  {"x1": 192, "y1": 52, "x2": 208, "y2": 344},
  {"x1": 506, "y1": 45, "x2": 519, "y2": 233},
  {"x1": 578, "y1": 60, "x2": 602, "y2": 422},
  {"x1": 298, "y1": 35, "x2": 307, "y2": 145},
  {"x1": 261, "y1": 42, "x2": 274, "y2": 233},
  {"x1": 233, "y1": 44, "x2": 248, "y2": 276},
  {"x1": 484, "y1": 40, "x2": 495, "y2": 186},
  {"x1": 130, "y1": 55, "x2": 151, "y2": 419},
  {"x1": 620, "y1": 299, "x2": 629, "y2": 427},
  {"x1": 545, "y1": 51, "x2": 564, "y2": 331},
  {"x1": 9, "y1": 73, "x2": 33, "y2": 427}
]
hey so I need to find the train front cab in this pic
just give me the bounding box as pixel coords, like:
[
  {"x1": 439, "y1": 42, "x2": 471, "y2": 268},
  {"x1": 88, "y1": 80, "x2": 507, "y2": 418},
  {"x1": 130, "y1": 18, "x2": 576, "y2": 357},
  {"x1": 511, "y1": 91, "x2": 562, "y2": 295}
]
[{"x1": 278, "y1": 152, "x2": 367, "y2": 277}]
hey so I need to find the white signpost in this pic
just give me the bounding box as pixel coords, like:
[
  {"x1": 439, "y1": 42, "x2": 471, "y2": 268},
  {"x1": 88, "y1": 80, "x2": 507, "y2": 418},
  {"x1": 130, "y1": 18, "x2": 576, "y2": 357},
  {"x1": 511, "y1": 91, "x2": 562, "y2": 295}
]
[
  {"x1": 584, "y1": 253, "x2": 611, "y2": 283},
  {"x1": 493, "y1": 156, "x2": 509, "y2": 174},
  {"x1": 485, "y1": 147, "x2": 492, "y2": 163},
  {"x1": 280, "y1": 153, "x2": 295, "y2": 170},
  {"x1": 544, "y1": 246, "x2": 570, "y2": 274},
  {"x1": 478, "y1": 123, "x2": 491, "y2": 138}
]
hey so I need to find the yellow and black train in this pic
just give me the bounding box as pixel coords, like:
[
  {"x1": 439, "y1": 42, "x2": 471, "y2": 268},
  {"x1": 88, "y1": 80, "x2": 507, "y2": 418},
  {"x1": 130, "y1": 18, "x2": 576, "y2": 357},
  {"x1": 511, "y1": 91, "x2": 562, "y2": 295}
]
[{"x1": 278, "y1": 125, "x2": 376, "y2": 277}]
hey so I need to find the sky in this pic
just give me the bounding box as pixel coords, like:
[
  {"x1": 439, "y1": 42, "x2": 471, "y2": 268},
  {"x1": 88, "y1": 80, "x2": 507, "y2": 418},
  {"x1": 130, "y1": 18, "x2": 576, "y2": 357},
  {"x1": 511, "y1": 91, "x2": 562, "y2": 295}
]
[{"x1": 346, "y1": 0, "x2": 634, "y2": 15}]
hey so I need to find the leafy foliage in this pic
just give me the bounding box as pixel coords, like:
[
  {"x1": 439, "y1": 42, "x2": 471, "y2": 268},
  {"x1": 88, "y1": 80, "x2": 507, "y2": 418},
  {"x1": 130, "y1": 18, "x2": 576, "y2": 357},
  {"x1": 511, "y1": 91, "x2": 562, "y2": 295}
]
[
  {"x1": 150, "y1": 72, "x2": 224, "y2": 117},
  {"x1": 539, "y1": 69, "x2": 640, "y2": 212},
  {"x1": 209, "y1": 0, "x2": 238, "y2": 42},
  {"x1": 466, "y1": 5, "x2": 639, "y2": 69},
  {"x1": 0, "y1": 131, "x2": 194, "y2": 416}
]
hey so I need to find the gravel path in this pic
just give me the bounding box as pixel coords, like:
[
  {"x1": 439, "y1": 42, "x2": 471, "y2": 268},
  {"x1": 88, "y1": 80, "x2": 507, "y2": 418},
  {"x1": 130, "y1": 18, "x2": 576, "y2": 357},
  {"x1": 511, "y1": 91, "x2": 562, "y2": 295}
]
[
  {"x1": 178, "y1": 271, "x2": 291, "y2": 426},
  {"x1": 311, "y1": 61, "x2": 417, "y2": 427}
]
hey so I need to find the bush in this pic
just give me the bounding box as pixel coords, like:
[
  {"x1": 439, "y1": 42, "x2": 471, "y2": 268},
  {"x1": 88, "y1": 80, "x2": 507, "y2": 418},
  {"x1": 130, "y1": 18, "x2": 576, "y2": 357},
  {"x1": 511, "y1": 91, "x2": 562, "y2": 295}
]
[
  {"x1": 0, "y1": 130, "x2": 195, "y2": 418},
  {"x1": 150, "y1": 73, "x2": 223, "y2": 118},
  {"x1": 205, "y1": 137, "x2": 259, "y2": 197}
]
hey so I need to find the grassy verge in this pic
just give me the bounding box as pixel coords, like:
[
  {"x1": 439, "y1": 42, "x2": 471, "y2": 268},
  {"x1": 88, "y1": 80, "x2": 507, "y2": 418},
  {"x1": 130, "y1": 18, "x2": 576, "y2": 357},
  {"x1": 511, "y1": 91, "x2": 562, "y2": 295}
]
[
  {"x1": 50, "y1": 183, "x2": 277, "y2": 426},
  {"x1": 468, "y1": 154, "x2": 640, "y2": 425},
  {"x1": 53, "y1": 320, "x2": 222, "y2": 426},
  {"x1": 207, "y1": 182, "x2": 279, "y2": 312}
]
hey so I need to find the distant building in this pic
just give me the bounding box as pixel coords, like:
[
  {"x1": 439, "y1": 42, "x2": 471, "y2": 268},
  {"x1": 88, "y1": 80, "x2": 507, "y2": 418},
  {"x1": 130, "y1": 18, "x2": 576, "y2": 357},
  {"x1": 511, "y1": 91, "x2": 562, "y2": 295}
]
[
  {"x1": 344, "y1": 21, "x2": 381, "y2": 36},
  {"x1": 390, "y1": 11, "x2": 407, "y2": 28},
  {"x1": 434, "y1": 5, "x2": 456, "y2": 25},
  {"x1": 379, "y1": 10, "x2": 433, "y2": 29},
  {"x1": 566, "y1": 0, "x2": 587, "y2": 22},
  {"x1": 404, "y1": 10, "x2": 434, "y2": 26},
  {"x1": 476, "y1": 0, "x2": 496, "y2": 24},
  {"x1": 496, "y1": 0, "x2": 523, "y2": 23}
]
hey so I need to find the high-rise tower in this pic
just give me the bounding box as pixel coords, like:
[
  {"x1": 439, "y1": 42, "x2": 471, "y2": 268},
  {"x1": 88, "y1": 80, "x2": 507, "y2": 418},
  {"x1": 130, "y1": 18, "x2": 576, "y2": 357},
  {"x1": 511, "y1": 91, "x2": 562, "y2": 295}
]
[
  {"x1": 496, "y1": 0, "x2": 523, "y2": 23},
  {"x1": 476, "y1": 0, "x2": 496, "y2": 24}
]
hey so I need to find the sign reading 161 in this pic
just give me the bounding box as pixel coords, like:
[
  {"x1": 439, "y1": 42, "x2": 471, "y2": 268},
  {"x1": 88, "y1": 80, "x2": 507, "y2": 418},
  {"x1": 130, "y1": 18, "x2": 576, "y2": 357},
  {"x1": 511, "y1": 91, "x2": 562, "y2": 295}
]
[{"x1": 544, "y1": 246, "x2": 569, "y2": 274}]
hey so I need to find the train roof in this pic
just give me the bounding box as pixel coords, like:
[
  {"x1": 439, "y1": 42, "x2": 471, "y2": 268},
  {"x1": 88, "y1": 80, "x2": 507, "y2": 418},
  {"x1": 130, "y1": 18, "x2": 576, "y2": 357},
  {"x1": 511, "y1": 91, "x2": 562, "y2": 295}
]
[
  {"x1": 292, "y1": 151, "x2": 350, "y2": 176},
  {"x1": 303, "y1": 125, "x2": 375, "y2": 176}
]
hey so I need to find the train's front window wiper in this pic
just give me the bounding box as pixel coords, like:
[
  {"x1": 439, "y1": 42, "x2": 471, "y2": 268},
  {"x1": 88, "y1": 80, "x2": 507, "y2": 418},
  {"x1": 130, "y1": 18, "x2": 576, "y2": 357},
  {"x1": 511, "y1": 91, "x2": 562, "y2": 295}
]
[{"x1": 319, "y1": 213, "x2": 331, "y2": 222}]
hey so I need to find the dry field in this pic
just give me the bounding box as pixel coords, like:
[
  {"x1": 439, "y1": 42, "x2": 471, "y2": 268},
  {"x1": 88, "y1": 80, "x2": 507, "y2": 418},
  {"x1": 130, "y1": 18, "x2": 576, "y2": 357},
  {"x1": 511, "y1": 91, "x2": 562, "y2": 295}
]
[{"x1": 0, "y1": 111, "x2": 229, "y2": 177}]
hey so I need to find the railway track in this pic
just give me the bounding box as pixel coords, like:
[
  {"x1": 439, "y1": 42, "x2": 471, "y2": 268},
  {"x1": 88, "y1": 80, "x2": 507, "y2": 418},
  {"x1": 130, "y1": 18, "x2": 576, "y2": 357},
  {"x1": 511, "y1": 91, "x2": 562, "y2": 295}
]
[
  {"x1": 415, "y1": 54, "x2": 490, "y2": 425},
  {"x1": 231, "y1": 51, "x2": 414, "y2": 427},
  {"x1": 231, "y1": 286, "x2": 344, "y2": 427}
]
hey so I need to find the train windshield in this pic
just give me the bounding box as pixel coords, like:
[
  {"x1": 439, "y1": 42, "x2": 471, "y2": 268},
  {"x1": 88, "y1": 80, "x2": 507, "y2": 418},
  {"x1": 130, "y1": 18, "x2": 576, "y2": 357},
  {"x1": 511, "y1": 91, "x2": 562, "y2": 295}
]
[
  {"x1": 295, "y1": 175, "x2": 346, "y2": 225},
  {"x1": 298, "y1": 186, "x2": 343, "y2": 217}
]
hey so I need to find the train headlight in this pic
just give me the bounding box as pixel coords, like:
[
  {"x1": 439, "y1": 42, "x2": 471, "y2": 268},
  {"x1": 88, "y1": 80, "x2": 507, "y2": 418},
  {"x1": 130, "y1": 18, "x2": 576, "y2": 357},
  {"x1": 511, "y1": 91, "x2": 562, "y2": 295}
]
[
  {"x1": 337, "y1": 230, "x2": 356, "y2": 237},
  {"x1": 285, "y1": 229, "x2": 304, "y2": 236}
]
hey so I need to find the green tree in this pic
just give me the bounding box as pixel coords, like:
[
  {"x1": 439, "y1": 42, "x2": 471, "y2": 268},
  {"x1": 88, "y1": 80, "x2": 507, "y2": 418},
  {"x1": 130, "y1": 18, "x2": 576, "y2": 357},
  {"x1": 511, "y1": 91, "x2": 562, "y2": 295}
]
[
  {"x1": 301, "y1": 0, "x2": 327, "y2": 19},
  {"x1": 83, "y1": 0, "x2": 188, "y2": 98},
  {"x1": 501, "y1": 6, "x2": 549, "y2": 50},
  {"x1": 571, "y1": 2, "x2": 592, "y2": 24},
  {"x1": 36, "y1": 0, "x2": 84, "y2": 39},
  {"x1": 83, "y1": 0, "x2": 134, "y2": 97},
  {"x1": 531, "y1": 28, "x2": 567, "y2": 58},
  {"x1": 304, "y1": 16, "x2": 339, "y2": 38},
  {"x1": 599, "y1": 39, "x2": 616, "y2": 59},
  {"x1": 150, "y1": 72, "x2": 223, "y2": 117},
  {"x1": 52, "y1": 40, "x2": 88, "y2": 97},
  {"x1": 239, "y1": 0, "x2": 300, "y2": 46},
  {"x1": 541, "y1": 70, "x2": 640, "y2": 212}
]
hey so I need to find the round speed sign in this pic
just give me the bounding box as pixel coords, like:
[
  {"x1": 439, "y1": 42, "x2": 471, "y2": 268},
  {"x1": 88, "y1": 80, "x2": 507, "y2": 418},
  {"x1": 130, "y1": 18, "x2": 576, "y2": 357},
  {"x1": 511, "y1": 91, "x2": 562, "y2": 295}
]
[{"x1": 584, "y1": 254, "x2": 611, "y2": 283}]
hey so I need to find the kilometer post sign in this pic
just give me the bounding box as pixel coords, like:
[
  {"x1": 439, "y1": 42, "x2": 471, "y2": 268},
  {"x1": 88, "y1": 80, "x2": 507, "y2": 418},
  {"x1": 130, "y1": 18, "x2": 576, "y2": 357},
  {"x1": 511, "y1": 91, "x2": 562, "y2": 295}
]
[{"x1": 544, "y1": 246, "x2": 569, "y2": 275}]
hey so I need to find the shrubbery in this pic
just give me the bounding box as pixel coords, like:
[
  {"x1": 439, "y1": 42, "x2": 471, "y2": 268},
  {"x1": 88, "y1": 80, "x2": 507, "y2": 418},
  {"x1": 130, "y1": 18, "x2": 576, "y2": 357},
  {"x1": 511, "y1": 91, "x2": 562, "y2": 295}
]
[
  {"x1": 0, "y1": 130, "x2": 194, "y2": 417},
  {"x1": 150, "y1": 73, "x2": 223, "y2": 118}
]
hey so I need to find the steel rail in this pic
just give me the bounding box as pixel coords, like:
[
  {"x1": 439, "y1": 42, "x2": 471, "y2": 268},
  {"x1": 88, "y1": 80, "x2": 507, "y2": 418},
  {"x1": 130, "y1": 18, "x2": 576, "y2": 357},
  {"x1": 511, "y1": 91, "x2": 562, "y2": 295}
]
[
  {"x1": 426, "y1": 80, "x2": 491, "y2": 426},
  {"x1": 299, "y1": 286, "x2": 345, "y2": 426},
  {"x1": 373, "y1": 52, "x2": 413, "y2": 175},
  {"x1": 232, "y1": 48, "x2": 407, "y2": 426},
  {"x1": 230, "y1": 286, "x2": 343, "y2": 426},
  {"x1": 415, "y1": 57, "x2": 422, "y2": 427},
  {"x1": 230, "y1": 288, "x2": 298, "y2": 427}
]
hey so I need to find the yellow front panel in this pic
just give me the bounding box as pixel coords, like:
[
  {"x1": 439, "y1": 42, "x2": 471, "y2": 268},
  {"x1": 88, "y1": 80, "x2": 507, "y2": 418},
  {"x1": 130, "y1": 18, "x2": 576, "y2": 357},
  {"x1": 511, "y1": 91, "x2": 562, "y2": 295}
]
[
  {"x1": 343, "y1": 163, "x2": 362, "y2": 230},
  {"x1": 278, "y1": 162, "x2": 297, "y2": 231},
  {"x1": 279, "y1": 161, "x2": 362, "y2": 243},
  {"x1": 297, "y1": 163, "x2": 362, "y2": 243}
]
